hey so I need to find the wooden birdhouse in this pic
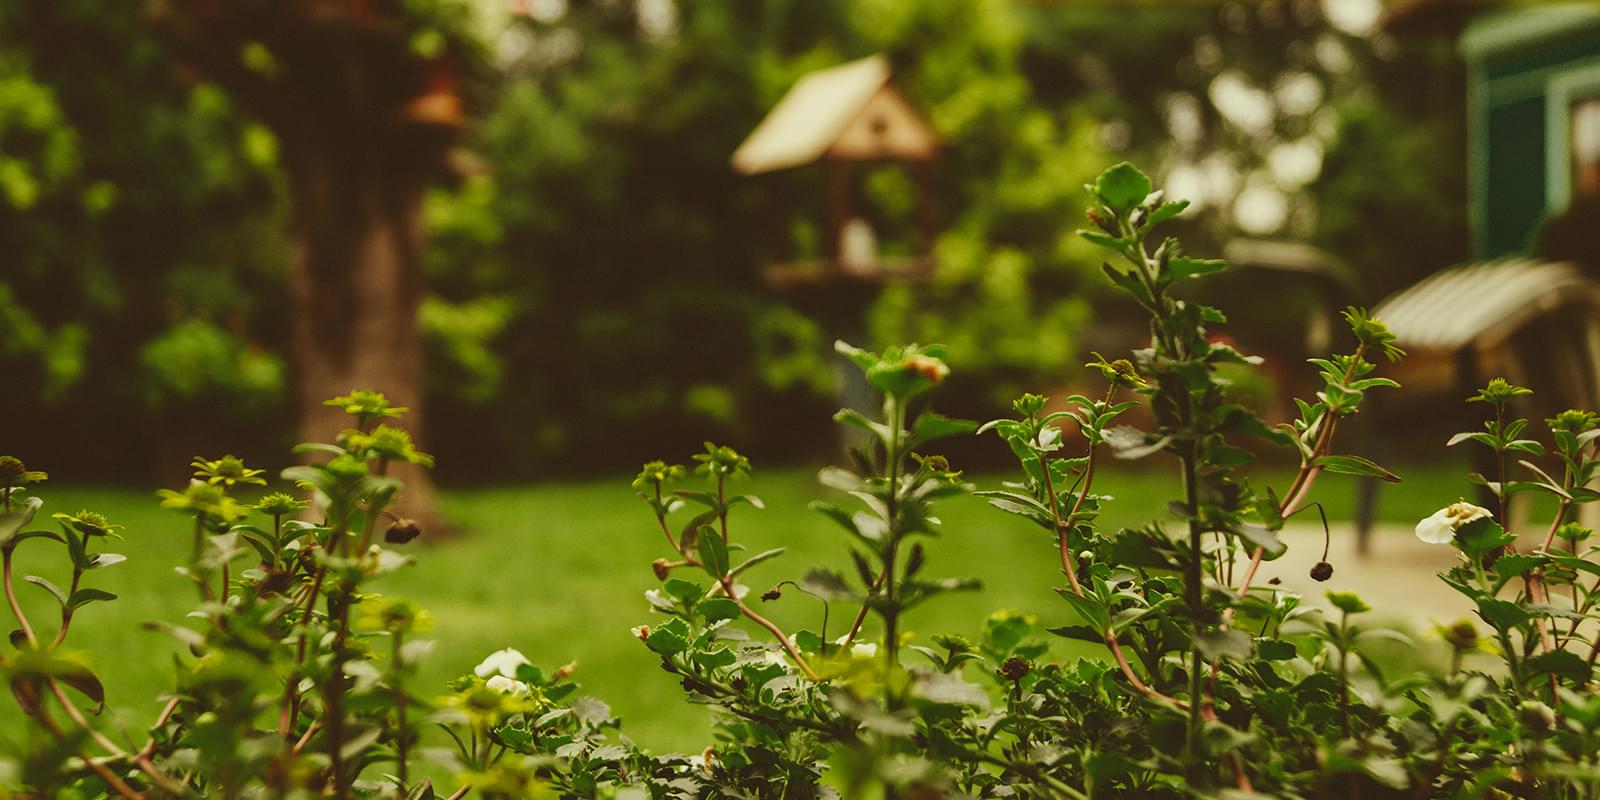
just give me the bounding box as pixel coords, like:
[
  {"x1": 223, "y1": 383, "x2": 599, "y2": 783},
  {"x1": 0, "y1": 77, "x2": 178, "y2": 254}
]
[{"x1": 732, "y1": 55, "x2": 941, "y2": 288}]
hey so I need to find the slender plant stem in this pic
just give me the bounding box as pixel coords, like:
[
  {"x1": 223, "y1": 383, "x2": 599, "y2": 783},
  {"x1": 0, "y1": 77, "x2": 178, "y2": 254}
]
[
  {"x1": 720, "y1": 572, "x2": 818, "y2": 679},
  {"x1": 325, "y1": 588, "x2": 354, "y2": 795},
  {"x1": 51, "y1": 565, "x2": 83, "y2": 649},
  {"x1": 1234, "y1": 345, "x2": 1365, "y2": 601},
  {"x1": 45, "y1": 680, "x2": 186, "y2": 796},
  {"x1": 3, "y1": 545, "x2": 38, "y2": 646},
  {"x1": 1181, "y1": 443, "x2": 1206, "y2": 761},
  {"x1": 1037, "y1": 412, "x2": 1182, "y2": 708},
  {"x1": 882, "y1": 396, "x2": 904, "y2": 697},
  {"x1": 34, "y1": 706, "x2": 144, "y2": 799},
  {"x1": 393, "y1": 632, "x2": 409, "y2": 788},
  {"x1": 1495, "y1": 404, "x2": 1509, "y2": 525}
]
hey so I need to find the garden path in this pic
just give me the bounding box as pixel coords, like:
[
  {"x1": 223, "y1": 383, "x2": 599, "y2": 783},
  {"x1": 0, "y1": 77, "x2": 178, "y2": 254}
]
[{"x1": 1250, "y1": 523, "x2": 1484, "y2": 625}]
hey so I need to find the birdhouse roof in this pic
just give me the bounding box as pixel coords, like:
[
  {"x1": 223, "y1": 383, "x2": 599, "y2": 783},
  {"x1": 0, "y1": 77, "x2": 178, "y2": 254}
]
[
  {"x1": 1374, "y1": 258, "x2": 1600, "y2": 350},
  {"x1": 732, "y1": 54, "x2": 939, "y2": 175}
]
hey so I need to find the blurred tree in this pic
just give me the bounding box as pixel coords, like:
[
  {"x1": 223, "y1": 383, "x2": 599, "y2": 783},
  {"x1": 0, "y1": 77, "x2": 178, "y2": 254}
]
[
  {"x1": 0, "y1": 2, "x2": 290, "y2": 480},
  {"x1": 0, "y1": 0, "x2": 1476, "y2": 485},
  {"x1": 147, "y1": 0, "x2": 494, "y2": 525}
]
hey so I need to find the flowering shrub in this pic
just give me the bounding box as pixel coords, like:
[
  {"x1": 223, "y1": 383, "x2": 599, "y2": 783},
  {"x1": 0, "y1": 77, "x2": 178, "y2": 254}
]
[{"x1": 7, "y1": 163, "x2": 1600, "y2": 797}]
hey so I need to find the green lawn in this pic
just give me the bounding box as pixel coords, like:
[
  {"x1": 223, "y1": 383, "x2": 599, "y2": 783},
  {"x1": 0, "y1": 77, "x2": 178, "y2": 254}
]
[{"x1": 0, "y1": 460, "x2": 1469, "y2": 753}]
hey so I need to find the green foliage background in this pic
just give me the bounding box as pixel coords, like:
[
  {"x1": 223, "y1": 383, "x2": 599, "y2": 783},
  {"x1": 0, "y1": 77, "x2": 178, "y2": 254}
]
[{"x1": 0, "y1": 0, "x2": 1468, "y2": 480}]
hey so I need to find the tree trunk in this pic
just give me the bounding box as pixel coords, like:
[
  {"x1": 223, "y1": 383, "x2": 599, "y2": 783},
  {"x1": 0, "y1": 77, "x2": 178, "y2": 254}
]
[{"x1": 286, "y1": 148, "x2": 444, "y2": 533}]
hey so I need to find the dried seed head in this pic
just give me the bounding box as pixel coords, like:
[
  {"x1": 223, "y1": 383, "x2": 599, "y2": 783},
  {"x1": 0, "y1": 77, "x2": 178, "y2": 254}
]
[
  {"x1": 1441, "y1": 619, "x2": 1479, "y2": 652},
  {"x1": 384, "y1": 518, "x2": 422, "y2": 544},
  {"x1": 651, "y1": 559, "x2": 671, "y2": 581},
  {"x1": 1519, "y1": 700, "x2": 1556, "y2": 733},
  {"x1": 1309, "y1": 561, "x2": 1333, "y2": 582},
  {"x1": 1000, "y1": 657, "x2": 1032, "y2": 682}
]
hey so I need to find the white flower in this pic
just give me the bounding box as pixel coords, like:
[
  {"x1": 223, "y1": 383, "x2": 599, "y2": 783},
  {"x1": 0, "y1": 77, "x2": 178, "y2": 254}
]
[
  {"x1": 485, "y1": 675, "x2": 531, "y2": 695},
  {"x1": 475, "y1": 647, "x2": 531, "y2": 680},
  {"x1": 831, "y1": 635, "x2": 878, "y2": 659},
  {"x1": 1415, "y1": 502, "x2": 1493, "y2": 544}
]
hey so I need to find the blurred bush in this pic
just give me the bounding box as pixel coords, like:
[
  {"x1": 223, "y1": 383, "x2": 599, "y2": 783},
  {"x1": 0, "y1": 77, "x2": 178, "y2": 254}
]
[{"x1": 0, "y1": 0, "x2": 1472, "y2": 481}]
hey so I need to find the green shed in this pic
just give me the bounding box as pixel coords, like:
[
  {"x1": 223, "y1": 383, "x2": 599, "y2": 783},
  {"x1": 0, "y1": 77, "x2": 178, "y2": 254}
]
[{"x1": 1463, "y1": 3, "x2": 1600, "y2": 258}]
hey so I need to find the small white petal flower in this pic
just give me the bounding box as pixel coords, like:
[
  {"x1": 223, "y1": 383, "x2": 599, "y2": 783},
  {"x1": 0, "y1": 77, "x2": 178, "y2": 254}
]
[
  {"x1": 485, "y1": 675, "x2": 531, "y2": 695},
  {"x1": 1415, "y1": 502, "x2": 1493, "y2": 544},
  {"x1": 1414, "y1": 511, "x2": 1454, "y2": 544},
  {"x1": 851, "y1": 642, "x2": 878, "y2": 659},
  {"x1": 475, "y1": 647, "x2": 531, "y2": 679}
]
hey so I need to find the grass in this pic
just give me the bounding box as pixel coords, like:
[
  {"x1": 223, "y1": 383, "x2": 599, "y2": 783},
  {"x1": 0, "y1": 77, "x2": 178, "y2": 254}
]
[{"x1": 0, "y1": 459, "x2": 1470, "y2": 755}]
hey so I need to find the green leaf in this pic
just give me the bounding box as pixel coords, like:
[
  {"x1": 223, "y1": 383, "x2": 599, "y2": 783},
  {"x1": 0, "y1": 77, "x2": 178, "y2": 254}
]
[
  {"x1": 834, "y1": 340, "x2": 878, "y2": 372},
  {"x1": 1080, "y1": 230, "x2": 1124, "y2": 250},
  {"x1": 726, "y1": 494, "x2": 764, "y2": 510},
  {"x1": 22, "y1": 575, "x2": 65, "y2": 608},
  {"x1": 697, "y1": 531, "x2": 729, "y2": 578},
  {"x1": 1100, "y1": 263, "x2": 1151, "y2": 306},
  {"x1": 816, "y1": 468, "x2": 863, "y2": 493},
  {"x1": 1360, "y1": 758, "x2": 1410, "y2": 790},
  {"x1": 67, "y1": 588, "x2": 116, "y2": 609},
  {"x1": 10, "y1": 650, "x2": 106, "y2": 713},
  {"x1": 799, "y1": 568, "x2": 854, "y2": 600},
  {"x1": 1475, "y1": 597, "x2": 1530, "y2": 631},
  {"x1": 1525, "y1": 650, "x2": 1591, "y2": 683},
  {"x1": 1045, "y1": 624, "x2": 1105, "y2": 644},
  {"x1": 1455, "y1": 517, "x2": 1515, "y2": 560},
  {"x1": 0, "y1": 496, "x2": 43, "y2": 546},
  {"x1": 794, "y1": 630, "x2": 823, "y2": 653},
  {"x1": 1145, "y1": 200, "x2": 1190, "y2": 227},
  {"x1": 729, "y1": 547, "x2": 784, "y2": 579},
  {"x1": 1102, "y1": 426, "x2": 1169, "y2": 460},
  {"x1": 809, "y1": 501, "x2": 862, "y2": 541},
  {"x1": 1236, "y1": 525, "x2": 1287, "y2": 560},
  {"x1": 1258, "y1": 639, "x2": 1297, "y2": 661},
  {"x1": 1168, "y1": 256, "x2": 1226, "y2": 280},
  {"x1": 908, "y1": 412, "x2": 978, "y2": 448},
  {"x1": 693, "y1": 647, "x2": 736, "y2": 670},
  {"x1": 833, "y1": 409, "x2": 890, "y2": 443},
  {"x1": 86, "y1": 552, "x2": 126, "y2": 570},
  {"x1": 1326, "y1": 591, "x2": 1370, "y2": 615},
  {"x1": 974, "y1": 491, "x2": 1055, "y2": 530},
  {"x1": 662, "y1": 578, "x2": 704, "y2": 606},
  {"x1": 644, "y1": 618, "x2": 690, "y2": 656},
  {"x1": 339, "y1": 726, "x2": 384, "y2": 762},
  {"x1": 1518, "y1": 459, "x2": 1571, "y2": 499},
  {"x1": 1056, "y1": 589, "x2": 1111, "y2": 635},
  {"x1": 1094, "y1": 162, "x2": 1152, "y2": 210},
  {"x1": 909, "y1": 672, "x2": 990, "y2": 708},
  {"x1": 1313, "y1": 455, "x2": 1401, "y2": 483},
  {"x1": 1109, "y1": 528, "x2": 1177, "y2": 570},
  {"x1": 698, "y1": 597, "x2": 740, "y2": 623},
  {"x1": 1194, "y1": 628, "x2": 1253, "y2": 661},
  {"x1": 1492, "y1": 554, "x2": 1544, "y2": 591}
]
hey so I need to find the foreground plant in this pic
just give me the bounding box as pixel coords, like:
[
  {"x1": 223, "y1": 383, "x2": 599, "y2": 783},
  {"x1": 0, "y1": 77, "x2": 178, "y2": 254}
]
[
  {"x1": 13, "y1": 163, "x2": 1600, "y2": 798},
  {"x1": 0, "y1": 396, "x2": 621, "y2": 797}
]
